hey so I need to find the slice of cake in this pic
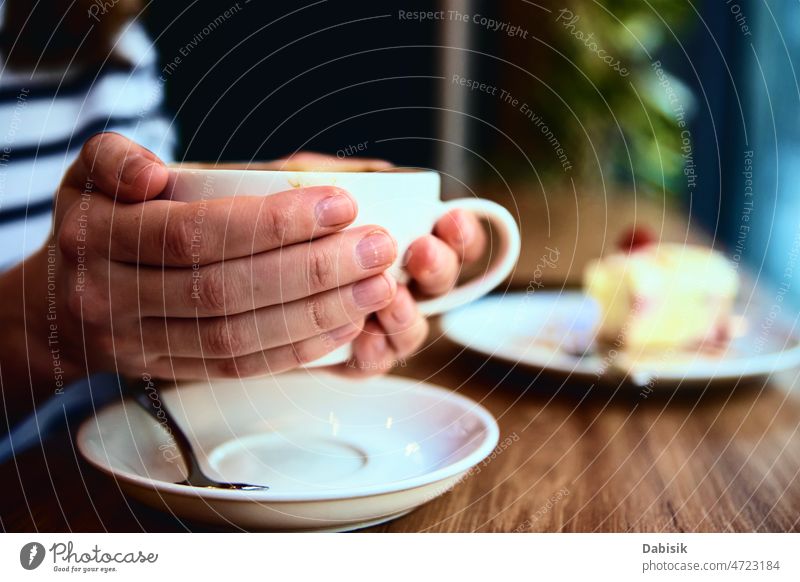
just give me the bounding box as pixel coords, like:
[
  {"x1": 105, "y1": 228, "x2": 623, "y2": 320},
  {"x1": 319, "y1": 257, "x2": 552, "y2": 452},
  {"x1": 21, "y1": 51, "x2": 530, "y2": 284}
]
[{"x1": 584, "y1": 232, "x2": 738, "y2": 352}]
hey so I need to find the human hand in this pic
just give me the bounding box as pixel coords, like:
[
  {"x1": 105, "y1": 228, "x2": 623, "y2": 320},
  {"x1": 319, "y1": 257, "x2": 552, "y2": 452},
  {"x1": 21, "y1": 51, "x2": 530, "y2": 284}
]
[
  {"x1": 39, "y1": 134, "x2": 400, "y2": 381},
  {"x1": 267, "y1": 152, "x2": 487, "y2": 376},
  {"x1": 337, "y1": 207, "x2": 487, "y2": 376}
]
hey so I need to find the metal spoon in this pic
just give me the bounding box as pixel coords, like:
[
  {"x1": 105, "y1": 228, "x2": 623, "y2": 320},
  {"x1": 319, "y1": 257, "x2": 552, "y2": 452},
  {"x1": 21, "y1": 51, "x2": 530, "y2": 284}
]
[{"x1": 123, "y1": 377, "x2": 268, "y2": 491}]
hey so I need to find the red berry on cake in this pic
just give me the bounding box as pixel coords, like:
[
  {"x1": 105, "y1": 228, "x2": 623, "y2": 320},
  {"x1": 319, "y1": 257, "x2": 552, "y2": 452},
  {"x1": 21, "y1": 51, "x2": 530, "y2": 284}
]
[{"x1": 617, "y1": 225, "x2": 656, "y2": 252}]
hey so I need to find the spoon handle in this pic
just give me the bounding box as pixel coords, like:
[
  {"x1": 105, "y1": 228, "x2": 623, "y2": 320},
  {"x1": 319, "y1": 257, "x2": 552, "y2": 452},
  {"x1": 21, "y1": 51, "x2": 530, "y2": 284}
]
[
  {"x1": 122, "y1": 377, "x2": 269, "y2": 490},
  {"x1": 123, "y1": 377, "x2": 210, "y2": 486}
]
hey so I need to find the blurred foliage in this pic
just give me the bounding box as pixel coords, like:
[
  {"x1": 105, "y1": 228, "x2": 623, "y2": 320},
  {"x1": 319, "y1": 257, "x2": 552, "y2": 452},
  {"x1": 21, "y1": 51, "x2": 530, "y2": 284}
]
[{"x1": 491, "y1": 0, "x2": 694, "y2": 194}]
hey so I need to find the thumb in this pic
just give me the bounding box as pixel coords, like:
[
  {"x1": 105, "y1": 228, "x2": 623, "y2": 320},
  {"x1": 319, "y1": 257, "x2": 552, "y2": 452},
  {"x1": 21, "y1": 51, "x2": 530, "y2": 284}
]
[{"x1": 65, "y1": 132, "x2": 169, "y2": 203}]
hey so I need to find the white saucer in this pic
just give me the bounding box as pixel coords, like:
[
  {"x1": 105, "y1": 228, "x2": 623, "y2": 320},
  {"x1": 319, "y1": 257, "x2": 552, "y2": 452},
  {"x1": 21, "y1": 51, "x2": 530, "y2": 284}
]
[
  {"x1": 441, "y1": 291, "x2": 800, "y2": 387},
  {"x1": 77, "y1": 372, "x2": 498, "y2": 531}
]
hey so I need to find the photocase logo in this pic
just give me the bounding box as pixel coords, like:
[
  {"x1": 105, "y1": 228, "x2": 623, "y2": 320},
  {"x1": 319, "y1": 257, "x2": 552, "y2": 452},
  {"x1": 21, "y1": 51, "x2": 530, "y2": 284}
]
[{"x1": 19, "y1": 542, "x2": 46, "y2": 570}]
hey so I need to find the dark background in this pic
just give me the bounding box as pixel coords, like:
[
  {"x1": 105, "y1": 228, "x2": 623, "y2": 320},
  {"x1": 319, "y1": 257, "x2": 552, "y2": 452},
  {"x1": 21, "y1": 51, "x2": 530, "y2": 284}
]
[
  {"x1": 144, "y1": 0, "x2": 734, "y2": 195},
  {"x1": 146, "y1": 0, "x2": 470, "y2": 168}
]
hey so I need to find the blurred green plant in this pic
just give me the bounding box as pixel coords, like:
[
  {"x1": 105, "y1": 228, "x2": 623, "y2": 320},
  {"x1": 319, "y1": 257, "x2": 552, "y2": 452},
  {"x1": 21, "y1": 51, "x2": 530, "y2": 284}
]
[{"x1": 494, "y1": 0, "x2": 694, "y2": 194}]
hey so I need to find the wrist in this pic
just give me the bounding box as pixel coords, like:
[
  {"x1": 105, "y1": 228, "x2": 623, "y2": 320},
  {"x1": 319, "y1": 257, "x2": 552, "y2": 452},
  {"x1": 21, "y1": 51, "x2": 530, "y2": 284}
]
[{"x1": 0, "y1": 244, "x2": 83, "y2": 420}]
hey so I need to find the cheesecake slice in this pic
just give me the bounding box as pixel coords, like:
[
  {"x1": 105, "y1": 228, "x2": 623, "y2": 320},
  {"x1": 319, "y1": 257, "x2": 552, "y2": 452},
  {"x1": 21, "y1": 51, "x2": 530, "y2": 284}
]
[{"x1": 584, "y1": 241, "x2": 738, "y2": 352}]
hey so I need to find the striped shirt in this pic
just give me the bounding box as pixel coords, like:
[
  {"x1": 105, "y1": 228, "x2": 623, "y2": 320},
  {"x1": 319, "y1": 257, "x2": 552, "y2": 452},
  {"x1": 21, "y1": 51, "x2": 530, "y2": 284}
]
[
  {"x1": 0, "y1": 19, "x2": 176, "y2": 269},
  {"x1": 0, "y1": 18, "x2": 177, "y2": 461}
]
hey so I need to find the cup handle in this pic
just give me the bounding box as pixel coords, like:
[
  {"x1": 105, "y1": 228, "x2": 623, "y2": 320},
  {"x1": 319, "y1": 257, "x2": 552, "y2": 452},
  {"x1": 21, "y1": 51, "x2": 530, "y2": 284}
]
[
  {"x1": 305, "y1": 198, "x2": 519, "y2": 368},
  {"x1": 415, "y1": 198, "x2": 521, "y2": 316}
]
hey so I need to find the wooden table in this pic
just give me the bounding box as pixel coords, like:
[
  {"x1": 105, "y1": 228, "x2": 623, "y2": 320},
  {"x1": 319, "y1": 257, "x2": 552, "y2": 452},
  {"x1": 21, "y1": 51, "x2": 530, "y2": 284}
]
[
  {"x1": 3, "y1": 192, "x2": 800, "y2": 532},
  {"x1": 2, "y1": 334, "x2": 800, "y2": 533}
]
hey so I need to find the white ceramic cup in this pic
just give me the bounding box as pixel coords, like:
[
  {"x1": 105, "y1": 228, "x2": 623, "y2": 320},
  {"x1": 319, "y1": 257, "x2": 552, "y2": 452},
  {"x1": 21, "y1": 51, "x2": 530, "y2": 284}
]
[{"x1": 165, "y1": 166, "x2": 521, "y2": 366}]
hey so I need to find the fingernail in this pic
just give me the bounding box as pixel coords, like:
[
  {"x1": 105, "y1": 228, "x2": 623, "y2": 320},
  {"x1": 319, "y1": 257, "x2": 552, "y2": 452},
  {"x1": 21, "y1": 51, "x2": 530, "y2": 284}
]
[
  {"x1": 356, "y1": 231, "x2": 395, "y2": 269},
  {"x1": 419, "y1": 241, "x2": 442, "y2": 277},
  {"x1": 315, "y1": 193, "x2": 355, "y2": 227},
  {"x1": 371, "y1": 333, "x2": 388, "y2": 356},
  {"x1": 391, "y1": 294, "x2": 414, "y2": 325},
  {"x1": 458, "y1": 212, "x2": 475, "y2": 246},
  {"x1": 120, "y1": 154, "x2": 156, "y2": 186},
  {"x1": 328, "y1": 322, "x2": 359, "y2": 341},
  {"x1": 353, "y1": 275, "x2": 393, "y2": 309},
  {"x1": 401, "y1": 247, "x2": 413, "y2": 268}
]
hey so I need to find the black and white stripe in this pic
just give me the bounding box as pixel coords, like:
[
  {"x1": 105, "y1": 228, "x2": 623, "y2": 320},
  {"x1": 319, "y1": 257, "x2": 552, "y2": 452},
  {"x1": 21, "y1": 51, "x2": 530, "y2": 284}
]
[{"x1": 0, "y1": 21, "x2": 176, "y2": 268}]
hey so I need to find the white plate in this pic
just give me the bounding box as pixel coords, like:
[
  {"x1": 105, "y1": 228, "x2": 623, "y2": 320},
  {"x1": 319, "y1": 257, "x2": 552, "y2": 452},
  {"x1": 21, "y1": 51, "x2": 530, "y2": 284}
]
[
  {"x1": 77, "y1": 373, "x2": 498, "y2": 531},
  {"x1": 441, "y1": 291, "x2": 800, "y2": 386}
]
